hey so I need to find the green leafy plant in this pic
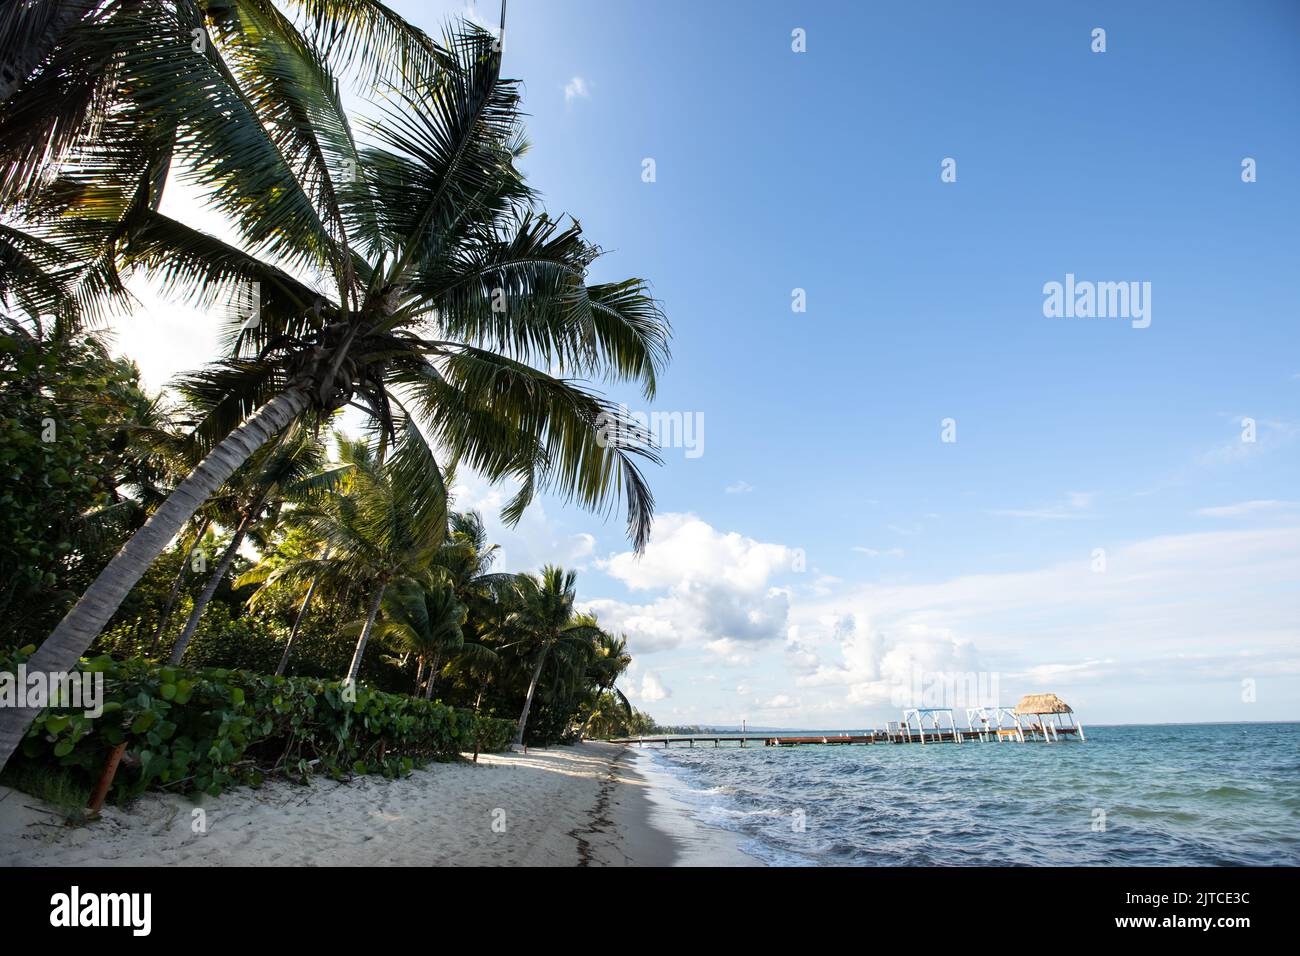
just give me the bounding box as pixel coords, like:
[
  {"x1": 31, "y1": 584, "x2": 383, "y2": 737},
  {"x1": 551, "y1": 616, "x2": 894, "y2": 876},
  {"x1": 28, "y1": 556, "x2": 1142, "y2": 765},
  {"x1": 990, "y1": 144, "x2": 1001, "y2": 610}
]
[{"x1": 2, "y1": 649, "x2": 513, "y2": 803}]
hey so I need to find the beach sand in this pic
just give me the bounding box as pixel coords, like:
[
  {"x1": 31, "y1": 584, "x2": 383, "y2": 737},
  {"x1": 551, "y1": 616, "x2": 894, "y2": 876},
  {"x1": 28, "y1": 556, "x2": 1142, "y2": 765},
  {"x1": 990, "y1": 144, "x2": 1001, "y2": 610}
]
[{"x1": 0, "y1": 741, "x2": 756, "y2": 867}]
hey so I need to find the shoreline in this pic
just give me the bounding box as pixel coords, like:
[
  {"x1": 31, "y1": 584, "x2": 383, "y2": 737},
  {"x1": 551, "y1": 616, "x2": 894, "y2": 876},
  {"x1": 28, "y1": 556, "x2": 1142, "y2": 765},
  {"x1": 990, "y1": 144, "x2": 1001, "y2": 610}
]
[
  {"x1": 0, "y1": 741, "x2": 758, "y2": 867},
  {"x1": 599, "y1": 744, "x2": 760, "y2": 866}
]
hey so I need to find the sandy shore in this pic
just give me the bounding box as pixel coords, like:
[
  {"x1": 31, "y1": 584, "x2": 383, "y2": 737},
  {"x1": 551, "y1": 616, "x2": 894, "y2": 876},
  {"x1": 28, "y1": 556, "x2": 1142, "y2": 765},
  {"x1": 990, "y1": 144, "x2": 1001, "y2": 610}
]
[{"x1": 0, "y1": 741, "x2": 755, "y2": 867}]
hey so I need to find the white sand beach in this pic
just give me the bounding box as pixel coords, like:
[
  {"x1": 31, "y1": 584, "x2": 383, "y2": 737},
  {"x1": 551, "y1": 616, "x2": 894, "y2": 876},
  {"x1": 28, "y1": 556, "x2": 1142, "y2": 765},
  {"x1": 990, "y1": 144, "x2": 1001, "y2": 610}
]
[{"x1": 0, "y1": 742, "x2": 755, "y2": 867}]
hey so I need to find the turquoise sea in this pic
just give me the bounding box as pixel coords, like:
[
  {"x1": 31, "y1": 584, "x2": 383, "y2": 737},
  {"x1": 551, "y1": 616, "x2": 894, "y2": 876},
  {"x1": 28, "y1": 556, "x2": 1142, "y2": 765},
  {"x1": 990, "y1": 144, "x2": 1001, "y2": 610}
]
[{"x1": 640, "y1": 723, "x2": 1300, "y2": 866}]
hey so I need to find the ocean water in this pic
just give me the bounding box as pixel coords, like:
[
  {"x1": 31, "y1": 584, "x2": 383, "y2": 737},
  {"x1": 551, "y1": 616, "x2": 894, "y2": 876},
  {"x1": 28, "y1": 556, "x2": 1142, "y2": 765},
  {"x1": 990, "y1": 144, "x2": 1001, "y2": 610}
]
[{"x1": 638, "y1": 723, "x2": 1300, "y2": 866}]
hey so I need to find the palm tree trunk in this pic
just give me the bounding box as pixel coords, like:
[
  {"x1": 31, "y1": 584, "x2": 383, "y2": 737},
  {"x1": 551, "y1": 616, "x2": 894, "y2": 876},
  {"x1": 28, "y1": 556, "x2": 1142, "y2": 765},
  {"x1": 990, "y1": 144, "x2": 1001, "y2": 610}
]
[
  {"x1": 148, "y1": 515, "x2": 211, "y2": 655},
  {"x1": 513, "y1": 648, "x2": 549, "y2": 747},
  {"x1": 345, "y1": 582, "x2": 386, "y2": 684},
  {"x1": 423, "y1": 653, "x2": 441, "y2": 700},
  {"x1": 574, "y1": 680, "x2": 611, "y2": 744},
  {"x1": 166, "y1": 509, "x2": 255, "y2": 666},
  {"x1": 414, "y1": 657, "x2": 426, "y2": 693},
  {"x1": 275, "y1": 548, "x2": 329, "y2": 677},
  {"x1": 0, "y1": 386, "x2": 310, "y2": 774}
]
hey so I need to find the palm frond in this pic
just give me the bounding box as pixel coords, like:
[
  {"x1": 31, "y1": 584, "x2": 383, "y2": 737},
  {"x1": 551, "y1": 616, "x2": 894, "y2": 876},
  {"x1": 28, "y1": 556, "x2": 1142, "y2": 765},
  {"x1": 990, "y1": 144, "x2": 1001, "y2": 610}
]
[{"x1": 282, "y1": 0, "x2": 455, "y2": 94}]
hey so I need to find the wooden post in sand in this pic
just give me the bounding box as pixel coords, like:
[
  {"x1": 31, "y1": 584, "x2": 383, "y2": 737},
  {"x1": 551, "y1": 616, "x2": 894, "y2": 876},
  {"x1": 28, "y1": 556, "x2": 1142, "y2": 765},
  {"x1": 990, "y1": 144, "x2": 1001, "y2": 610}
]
[{"x1": 87, "y1": 741, "x2": 129, "y2": 814}]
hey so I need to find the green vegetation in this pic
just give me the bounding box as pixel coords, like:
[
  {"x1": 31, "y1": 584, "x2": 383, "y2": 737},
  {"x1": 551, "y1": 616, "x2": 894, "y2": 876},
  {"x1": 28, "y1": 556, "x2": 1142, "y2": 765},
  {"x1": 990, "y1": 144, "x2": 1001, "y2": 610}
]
[
  {"x1": 0, "y1": 5, "x2": 669, "y2": 782},
  {"x1": 3, "y1": 647, "x2": 514, "y2": 803}
]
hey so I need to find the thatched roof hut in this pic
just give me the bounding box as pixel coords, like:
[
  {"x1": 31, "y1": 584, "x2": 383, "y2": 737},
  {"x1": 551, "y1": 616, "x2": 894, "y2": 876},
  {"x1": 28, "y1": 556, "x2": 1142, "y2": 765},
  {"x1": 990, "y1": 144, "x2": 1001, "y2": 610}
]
[{"x1": 1014, "y1": 693, "x2": 1072, "y2": 715}]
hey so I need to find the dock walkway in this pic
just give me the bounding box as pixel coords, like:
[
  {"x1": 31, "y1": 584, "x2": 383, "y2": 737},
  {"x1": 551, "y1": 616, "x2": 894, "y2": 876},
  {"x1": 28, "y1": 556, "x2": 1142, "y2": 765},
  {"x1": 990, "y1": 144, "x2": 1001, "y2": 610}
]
[{"x1": 612, "y1": 727, "x2": 1082, "y2": 747}]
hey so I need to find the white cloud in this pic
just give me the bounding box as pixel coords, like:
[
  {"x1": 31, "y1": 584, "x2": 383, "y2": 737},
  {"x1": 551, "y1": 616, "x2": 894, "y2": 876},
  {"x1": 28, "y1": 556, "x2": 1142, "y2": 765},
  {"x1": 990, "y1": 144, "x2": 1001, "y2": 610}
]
[
  {"x1": 705, "y1": 638, "x2": 753, "y2": 666},
  {"x1": 449, "y1": 471, "x2": 597, "y2": 574},
  {"x1": 634, "y1": 672, "x2": 668, "y2": 703},
  {"x1": 1197, "y1": 500, "x2": 1298, "y2": 518},
  {"x1": 588, "y1": 514, "x2": 794, "y2": 657},
  {"x1": 1011, "y1": 659, "x2": 1117, "y2": 684},
  {"x1": 563, "y1": 76, "x2": 589, "y2": 103},
  {"x1": 784, "y1": 625, "x2": 821, "y2": 673},
  {"x1": 565, "y1": 532, "x2": 596, "y2": 561},
  {"x1": 598, "y1": 513, "x2": 791, "y2": 592},
  {"x1": 990, "y1": 490, "x2": 1095, "y2": 520},
  {"x1": 590, "y1": 521, "x2": 1300, "y2": 723},
  {"x1": 809, "y1": 574, "x2": 841, "y2": 597},
  {"x1": 582, "y1": 597, "x2": 681, "y2": 652},
  {"x1": 792, "y1": 525, "x2": 1300, "y2": 716},
  {"x1": 725, "y1": 480, "x2": 754, "y2": 494},
  {"x1": 458, "y1": 2, "x2": 499, "y2": 32},
  {"x1": 1197, "y1": 417, "x2": 1299, "y2": 467},
  {"x1": 790, "y1": 613, "x2": 983, "y2": 710}
]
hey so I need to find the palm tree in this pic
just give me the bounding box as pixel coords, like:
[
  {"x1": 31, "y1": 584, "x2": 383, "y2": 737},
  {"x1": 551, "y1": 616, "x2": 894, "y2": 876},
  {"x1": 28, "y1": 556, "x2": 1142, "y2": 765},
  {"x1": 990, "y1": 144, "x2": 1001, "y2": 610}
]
[
  {"x1": 236, "y1": 515, "x2": 332, "y2": 677},
  {"x1": 575, "y1": 631, "x2": 633, "y2": 742},
  {"x1": 273, "y1": 544, "x2": 327, "y2": 677},
  {"x1": 254, "y1": 427, "x2": 445, "y2": 683},
  {"x1": 432, "y1": 511, "x2": 518, "y2": 627},
  {"x1": 147, "y1": 513, "x2": 213, "y2": 655},
  {"x1": 0, "y1": 18, "x2": 668, "y2": 771},
  {"x1": 494, "y1": 565, "x2": 602, "y2": 747},
  {"x1": 166, "y1": 421, "x2": 349, "y2": 665},
  {"x1": 374, "y1": 579, "x2": 496, "y2": 699},
  {"x1": 1, "y1": 0, "x2": 453, "y2": 210}
]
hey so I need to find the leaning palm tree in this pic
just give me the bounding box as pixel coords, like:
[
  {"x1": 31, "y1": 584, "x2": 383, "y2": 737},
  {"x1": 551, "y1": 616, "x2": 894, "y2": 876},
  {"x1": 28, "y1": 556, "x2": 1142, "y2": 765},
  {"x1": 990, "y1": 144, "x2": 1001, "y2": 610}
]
[
  {"x1": 493, "y1": 565, "x2": 602, "y2": 747},
  {"x1": 0, "y1": 16, "x2": 668, "y2": 771}
]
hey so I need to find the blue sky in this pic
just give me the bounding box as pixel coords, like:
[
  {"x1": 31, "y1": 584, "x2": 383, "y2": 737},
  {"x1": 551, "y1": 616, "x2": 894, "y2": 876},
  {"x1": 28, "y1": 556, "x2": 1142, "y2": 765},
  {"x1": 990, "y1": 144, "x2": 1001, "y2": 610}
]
[{"x1": 122, "y1": 0, "x2": 1300, "y2": 727}]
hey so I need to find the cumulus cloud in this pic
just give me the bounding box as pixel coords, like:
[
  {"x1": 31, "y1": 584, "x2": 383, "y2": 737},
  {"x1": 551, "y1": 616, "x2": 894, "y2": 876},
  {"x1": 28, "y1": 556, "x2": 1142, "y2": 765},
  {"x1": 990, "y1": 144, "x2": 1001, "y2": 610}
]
[
  {"x1": 809, "y1": 574, "x2": 841, "y2": 597},
  {"x1": 587, "y1": 514, "x2": 794, "y2": 658},
  {"x1": 790, "y1": 524, "x2": 1300, "y2": 716},
  {"x1": 704, "y1": 638, "x2": 753, "y2": 666},
  {"x1": 600, "y1": 513, "x2": 792, "y2": 591},
  {"x1": 634, "y1": 672, "x2": 669, "y2": 703},
  {"x1": 784, "y1": 625, "x2": 822, "y2": 674},
  {"x1": 788, "y1": 612, "x2": 983, "y2": 710}
]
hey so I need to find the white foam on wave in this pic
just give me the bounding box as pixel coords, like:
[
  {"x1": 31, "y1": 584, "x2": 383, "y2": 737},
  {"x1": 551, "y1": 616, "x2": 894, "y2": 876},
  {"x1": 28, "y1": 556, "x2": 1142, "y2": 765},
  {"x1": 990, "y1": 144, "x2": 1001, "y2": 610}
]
[{"x1": 628, "y1": 746, "x2": 763, "y2": 866}]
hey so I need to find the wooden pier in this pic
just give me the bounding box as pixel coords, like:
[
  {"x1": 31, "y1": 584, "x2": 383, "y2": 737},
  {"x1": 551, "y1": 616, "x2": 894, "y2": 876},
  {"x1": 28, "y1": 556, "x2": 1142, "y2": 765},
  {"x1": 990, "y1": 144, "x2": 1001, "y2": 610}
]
[
  {"x1": 614, "y1": 726, "x2": 1082, "y2": 748},
  {"x1": 613, "y1": 695, "x2": 1086, "y2": 748}
]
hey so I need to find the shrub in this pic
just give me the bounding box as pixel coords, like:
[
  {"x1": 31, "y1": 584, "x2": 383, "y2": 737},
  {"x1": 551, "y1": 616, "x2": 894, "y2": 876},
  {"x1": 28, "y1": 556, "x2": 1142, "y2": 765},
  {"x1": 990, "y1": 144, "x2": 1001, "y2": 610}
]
[
  {"x1": 99, "y1": 601, "x2": 287, "y2": 674},
  {"x1": 472, "y1": 713, "x2": 516, "y2": 754},
  {"x1": 1, "y1": 650, "x2": 516, "y2": 803}
]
